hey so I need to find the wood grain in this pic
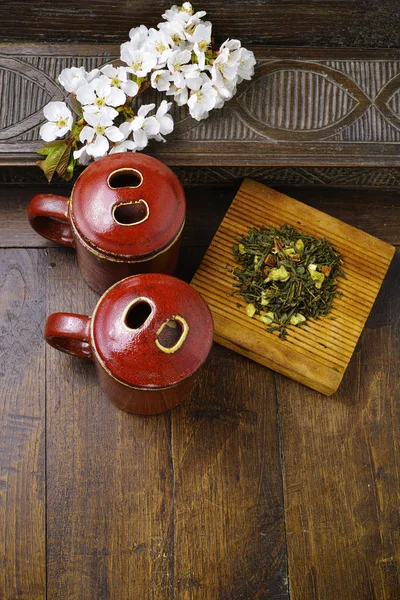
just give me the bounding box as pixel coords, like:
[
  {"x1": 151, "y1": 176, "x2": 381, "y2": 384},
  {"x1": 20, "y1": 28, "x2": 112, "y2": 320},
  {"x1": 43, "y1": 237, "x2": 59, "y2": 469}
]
[
  {"x1": 3, "y1": 46, "x2": 400, "y2": 167},
  {"x1": 0, "y1": 180, "x2": 400, "y2": 598},
  {"x1": 191, "y1": 179, "x2": 395, "y2": 395},
  {"x1": 171, "y1": 344, "x2": 288, "y2": 600},
  {"x1": 2, "y1": 185, "x2": 400, "y2": 250},
  {"x1": 3, "y1": 165, "x2": 400, "y2": 189},
  {"x1": 276, "y1": 250, "x2": 400, "y2": 600},
  {"x1": 0, "y1": 0, "x2": 398, "y2": 47},
  {"x1": 45, "y1": 249, "x2": 174, "y2": 599},
  {"x1": 0, "y1": 249, "x2": 46, "y2": 599}
]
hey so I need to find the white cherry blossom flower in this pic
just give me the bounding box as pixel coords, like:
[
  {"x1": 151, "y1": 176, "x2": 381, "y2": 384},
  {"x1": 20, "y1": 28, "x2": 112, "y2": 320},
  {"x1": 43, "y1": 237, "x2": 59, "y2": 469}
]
[
  {"x1": 167, "y1": 49, "x2": 191, "y2": 73},
  {"x1": 100, "y1": 65, "x2": 139, "y2": 97},
  {"x1": 212, "y1": 76, "x2": 237, "y2": 102},
  {"x1": 220, "y1": 38, "x2": 242, "y2": 52},
  {"x1": 180, "y1": 64, "x2": 203, "y2": 90},
  {"x1": 162, "y1": 3, "x2": 206, "y2": 25},
  {"x1": 58, "y1": 67, "x2": 87, "y2": 93},
  {"x1": 151, "y1": 69, "x2": 172, "y2": 92},
  {"x1": 233, "y1": 47, "x2": 256, "y2": 81},
  {"x1": 40, "y1": 101, "x2": 73, "y2": 142},
  {"x1": 77, "y1": 75, "x2": 126, "y2": 110},
  {"x1": 120, "y1": 42, "x2": 158, "y2": 77},
  {"x1": 152, "y1": 100, "x2": 174, "y2": 141},
  {"x1": 187, "y1": 81, "x2": 217, "y2": 120},
  {"x1": 86, "y1": 68, "x2": 101, "y2": 82},
  {"x1": 83, "y1": 103, "x2": 119, "y2": 121},
  {"x1": 76, "y1": 112, "x2": 124, "y2": 158},
  {"x1": 210, "y1": 47, "x2": 239, "y2": 84},
  {"x1": 144, "y1": 28, "x2": 174, "y2": 66},
  {"x1": 39, "y1": 4, "x2": 257, "y2": 180},
  {"x1": 186, "y1": 22, "x2": 212, "y2": 69},
  {"x1": 127, "y1": 104, "x2": 161, "y2": 150},
  {"x1": 109, "y1": 122, "x2": 137, "y2": 154},
  {"x1": 73, "y1": 146, "x2": 91, "y2": 165},
  {"x1": 157, "y1": 19, "x2": 186, "y2": 46},
  {"x1": 128, "y1": 24, "x2": 149, "y2": 48},
  {"x1": 58, "y1": 67, "x2": 100, "y2": 93},
  {"x1": 162, "y1": 5, "x2": 189, "y2": 23},
  {"x1": 185, "y1": 9, "x2": 208, "y2": 29},
  {"x1": 166, "y1": 71, "x2": 189, "y2": 105}
]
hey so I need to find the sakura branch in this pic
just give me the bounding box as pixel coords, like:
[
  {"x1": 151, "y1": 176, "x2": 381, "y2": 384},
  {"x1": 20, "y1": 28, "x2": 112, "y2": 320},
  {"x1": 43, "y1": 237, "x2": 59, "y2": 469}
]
[{"x1": 37, "y1": 2, "x2": 256, "y2": 182}]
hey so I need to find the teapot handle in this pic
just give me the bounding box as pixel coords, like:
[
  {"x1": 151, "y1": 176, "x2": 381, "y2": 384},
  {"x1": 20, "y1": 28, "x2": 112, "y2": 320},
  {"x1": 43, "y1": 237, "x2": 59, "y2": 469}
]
[
  {"x1": 27, "y1": 194, "x2": 74, "y2": 246},
  {"x1": 44, "y1": 313, "x2": 93, "y2": 360}
]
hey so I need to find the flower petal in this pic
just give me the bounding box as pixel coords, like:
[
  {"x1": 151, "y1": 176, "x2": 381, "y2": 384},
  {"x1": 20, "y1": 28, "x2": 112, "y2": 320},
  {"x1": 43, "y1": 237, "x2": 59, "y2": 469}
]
[
  {"x1": 97, "y1": 113, "x2": 114, "y2": 127},
  {"x1": 144, "y1": 116, "x2": 160, "y2": 136},
  {"x1": 133, "y1": 129, "x2": 148, "y2": 150},
  {"x1": 109, "y1": 140, "x2": 137, "y2": 154},
  {"x1": 40, "y1": 121, "x2": 60, "y2": 142},
  {"x1": 105, "y1": 126, "x2": 124, "y2": 142},
  {"x1": 73, "y1": 146, "x2": 91, "y2": 165},
  {"x1": 80, "y1": 125, "x2": 95, "y2": 144},
  {"x1": 120, "y1": 41, "x2": 135, "y2": 66},
  {"x1": 83, "y1": 104, "x2": 118, "y2": 121},
  {"x1": 107, "y1": 86, "x2": 126, "y2": 107},
  {"x1": 121, "y1": 79, "x2": 139, "y2": 97},
  {"x1": 100, "y1": 64, "x2": 116, "y2": 78},
  {"x1": 119, "y1": 121, "x2": 132, "y2": 139},
  {"x1": 130, "y1": 115, "x2": 145, "y2": 132},
  {"x1": 86, "y1": 134, "x2": 109, "y2": 157},
  {"x1": 86, "y1": 68, "x2": 101, "y2": 82},
  {"x1": 159, "y1": 114, "x2": 174, "y2": 135},
  {"x1": 84, "y1": 112, "x2": 101, "y2": 128},
  {"x1": 57, "y1": 125, "x2": 71, "y2": 138},
  {"x1": 156, "y1": 100, "x2": 171, "y2": 119},
  {"x1": 138, "y1": 103, "x2": 155, "y2": 118},
  {"x1": 43, "y1": 101, "x2": 67, "y2": 122},
  {"x1": 76, "y1": 83, "x2": 96, "y2": 105}
]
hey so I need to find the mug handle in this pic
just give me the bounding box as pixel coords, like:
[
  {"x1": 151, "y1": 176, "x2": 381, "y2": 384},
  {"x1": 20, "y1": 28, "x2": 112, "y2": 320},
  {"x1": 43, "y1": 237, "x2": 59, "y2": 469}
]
[
  {"x1": 27, "y1": 194, "x2": 74, "y2": 246},
  {"x1": 44, "y1": 313, "x2": 93, "y2": 360}
]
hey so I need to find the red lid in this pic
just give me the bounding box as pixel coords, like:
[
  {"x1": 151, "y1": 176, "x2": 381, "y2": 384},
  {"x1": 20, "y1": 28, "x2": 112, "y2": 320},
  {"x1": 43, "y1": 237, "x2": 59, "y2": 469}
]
[
  {"x1": 70, "y1": 153, "x2": 186, "y2": 258},
  {"x1": 91, "y1": 274, "x2": 214, "y2": 389}
]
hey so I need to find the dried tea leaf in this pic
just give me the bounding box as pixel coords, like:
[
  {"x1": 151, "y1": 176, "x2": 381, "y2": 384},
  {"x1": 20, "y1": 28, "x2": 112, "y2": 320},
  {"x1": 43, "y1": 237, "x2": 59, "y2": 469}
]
[{"x1": 232, "y1": 224, "x2": 344, "y2": 338}]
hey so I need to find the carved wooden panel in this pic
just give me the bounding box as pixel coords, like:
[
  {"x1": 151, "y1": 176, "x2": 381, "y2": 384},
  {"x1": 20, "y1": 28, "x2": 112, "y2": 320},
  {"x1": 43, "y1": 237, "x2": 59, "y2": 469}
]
[
  {"x1": 1, "y1": 45, "x2": 400, "y2": 167},
  {"x1": 2, "y1": 165, "x2": 400, "y2": 189}
]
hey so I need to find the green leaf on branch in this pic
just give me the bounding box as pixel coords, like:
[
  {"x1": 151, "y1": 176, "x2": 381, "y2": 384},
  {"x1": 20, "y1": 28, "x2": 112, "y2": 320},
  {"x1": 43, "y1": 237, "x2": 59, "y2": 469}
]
[
  {"x1": 55, "y1": 144, "x2": 73, "y2": 180},
  {"x1": 37, "y1": 141, "x2": 72, "y2": 182},
  {"x1": 37, "y1": 147, "x2": 52, "y2": 156},
  {"x1": 71, "y1": 121, "x2": 84, "y2": 141},
  {"x1": 65, "y1": 150, "x2": 77, "y2": 181}
]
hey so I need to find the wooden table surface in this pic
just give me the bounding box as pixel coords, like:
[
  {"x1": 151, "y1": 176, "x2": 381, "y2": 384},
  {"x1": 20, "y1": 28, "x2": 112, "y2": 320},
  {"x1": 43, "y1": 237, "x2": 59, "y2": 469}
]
[
  {"x1": 1, "y1": 1, "x2": 400, "y2": 597},
  {"x1": 1, "y1": 183, "x2": 399, "y2": 600}
]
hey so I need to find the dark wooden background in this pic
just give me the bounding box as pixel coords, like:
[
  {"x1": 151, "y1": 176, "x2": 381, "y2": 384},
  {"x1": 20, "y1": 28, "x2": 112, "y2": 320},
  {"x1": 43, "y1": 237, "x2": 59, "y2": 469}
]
[
  {"x1": 1, "y1": 2, "x2": 400, "y2": 599},
  {"x1": 0, "y1": 0, "x2": 399, "y2": 47}
]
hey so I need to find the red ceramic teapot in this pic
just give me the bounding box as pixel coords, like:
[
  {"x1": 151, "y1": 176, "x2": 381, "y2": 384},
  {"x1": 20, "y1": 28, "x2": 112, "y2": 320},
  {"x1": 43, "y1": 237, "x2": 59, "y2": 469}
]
[
  {"x1": 44, "y1": 274, "x2": 214, "y2": 415},
  {"x1": 28, "y1": 153, "x2": 186, "y2": 294}
]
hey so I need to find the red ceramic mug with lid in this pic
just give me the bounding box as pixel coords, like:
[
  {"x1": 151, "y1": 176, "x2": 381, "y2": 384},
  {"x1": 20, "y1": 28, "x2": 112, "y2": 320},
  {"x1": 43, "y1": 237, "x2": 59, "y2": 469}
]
[
  {"x1": 27, "y1": 153, "x2": 186, "y2": 294},
  {"x1": 44, "y1": 274, "x2": 214, "y2": 415}
]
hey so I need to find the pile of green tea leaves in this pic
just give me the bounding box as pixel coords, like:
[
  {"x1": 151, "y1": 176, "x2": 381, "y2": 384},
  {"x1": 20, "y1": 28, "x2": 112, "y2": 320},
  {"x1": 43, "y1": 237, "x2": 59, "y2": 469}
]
[{"x1": 232, "y1": 224, "x2": 345, "y2": 339}]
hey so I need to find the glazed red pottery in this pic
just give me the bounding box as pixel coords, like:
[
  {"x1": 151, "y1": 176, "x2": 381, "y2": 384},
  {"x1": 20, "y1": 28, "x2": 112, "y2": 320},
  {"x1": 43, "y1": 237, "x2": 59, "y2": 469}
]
[
  {"x1": 27, "y1": 153, "x2": 186, "y2": 294},
  {"x1": 44, "y1": 274, "x2": 214, "y2": 415}
]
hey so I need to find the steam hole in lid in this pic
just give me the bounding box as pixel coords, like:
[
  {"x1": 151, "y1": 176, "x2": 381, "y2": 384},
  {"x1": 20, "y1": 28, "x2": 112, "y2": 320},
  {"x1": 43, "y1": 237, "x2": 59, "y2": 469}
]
[
  {"x1": 125, "y1": 301, "x2": 152, "y2": 329},
  {"x1": 108, "y1": 169, "x2": 142, "y2": 188},
  {"x1": 156, "y1": 319, "x2": 183, "y2": 348},
  {"x1": 113, "y1": 201, "x2": 148, "y2": 225}
]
